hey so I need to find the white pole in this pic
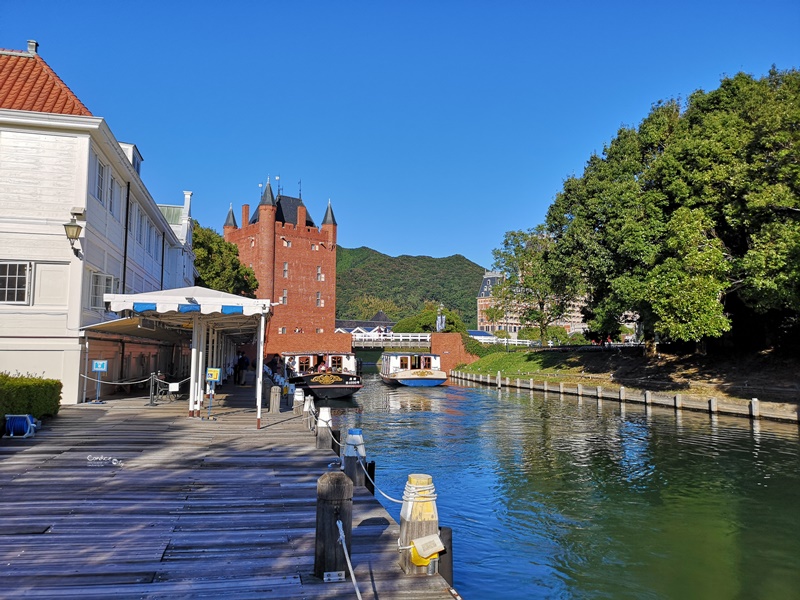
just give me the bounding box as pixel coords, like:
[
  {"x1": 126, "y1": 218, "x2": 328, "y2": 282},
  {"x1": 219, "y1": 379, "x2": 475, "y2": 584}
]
[
  {"x1": 188, "y1": 314, "x2": 198, "y2": 417},
  {"x1": 196, "y1": 321, "x2": 207, "y2": 416},
  {"x1": 256, "y1": 310, "x2": 265, "y2": 429}
]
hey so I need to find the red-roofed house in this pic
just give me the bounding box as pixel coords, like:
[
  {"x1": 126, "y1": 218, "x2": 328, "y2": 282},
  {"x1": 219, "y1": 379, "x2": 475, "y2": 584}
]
[{"x1": 0, "y1": 41, "x2": 196, "y2": 403}]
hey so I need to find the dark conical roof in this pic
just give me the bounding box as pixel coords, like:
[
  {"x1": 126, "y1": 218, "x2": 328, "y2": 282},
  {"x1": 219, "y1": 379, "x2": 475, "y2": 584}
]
[
  {"x1": 224, "y1": 203, "x2": 238, "y2": 228},
  {"x1": 249, "y1": 181, "x2": 276, "y2": 224},
  {"x1": 322, "y1": 199, "x2": 337, "y2": 226},
  {"x1": 275, "y1": 195, "x2": 316, "y2": 227}
]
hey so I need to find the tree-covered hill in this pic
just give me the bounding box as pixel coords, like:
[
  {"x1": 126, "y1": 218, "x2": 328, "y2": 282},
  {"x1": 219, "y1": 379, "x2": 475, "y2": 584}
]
[{"x1": 336, "y1": 246, "x2": 486, "y2": 328}]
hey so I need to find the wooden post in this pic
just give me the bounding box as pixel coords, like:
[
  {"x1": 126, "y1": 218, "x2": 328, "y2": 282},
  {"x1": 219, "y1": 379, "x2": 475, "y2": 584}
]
[
  {"x1": 398, "y1": 474, "x2": 441, "y2": 575},
  {"x1": 496, "y1": 371, "x2": 501, "y2": 388},
  {"x1": 543, "y1": 381, "x2": 548, "y2": 393},
  {"x1": 438, "y1": 526, "x2": 454, "y2": 587},
  {"x1": 619, "y1": 386, "x2": 626, "y2": 402},
  {"x1": 529, "y1": 379, "x2": 534, "y2": 390},
  {"x1": 750, "y1": 398, "x2": 760, "y2": 419},
  {"x1": 674, "y1": 393, "x2": 682, "y2": 409},
  {"x1": 292, "y1": 388, "x2": 304, "y2": 415},
  {"x1": 645, "y1": 390, "x2": 652, "y2": 405},
  {"x1": 577, "y1": 383, "x2": 583, "y2": 398},
  {"x1": 366, "y1": 461, "x2": 376, "y2": 495},
  {"x1": 709, "y1": 397, "x2": 718, "y2": 414},
  {"x1": 596, "y1": 386, "x2": 602, "y2": 400},
  {"x1": 343, "y1": 428, "x2": 366, "y2": 487},
  {"x1": 316, "y1": 407, "x2": 333, "y2": 450},
  {"x1": 269, "y1": 385, "x2": 281, "y2": 414},
  {"x1": 303, "y1": 395, "x2": 315, "y2": 429},
  {"x1": 314, "y1": 472, "x2": 353, "y2": 581},
  {"x1": 559, "y1": 382, "x2": 564, "y2": 395},
  {"x1": 516, "y1": 378, "x2": 520, "y2": 388}
]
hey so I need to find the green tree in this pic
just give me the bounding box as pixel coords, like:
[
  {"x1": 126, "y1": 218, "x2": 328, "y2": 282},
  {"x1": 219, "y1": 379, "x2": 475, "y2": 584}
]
[
  {"x1": 350, "y1": 294, "x2": 402, "y2": 320},
  {"x1": 392, "y1": 307, "x2": 466, "y2": 333},
  {"x1": 492, "y1": 225, "x2": 581, "y2": 342},
  {"x1": 483, "y1": 306, "x2": 504, "y2": 333},
  {"x1": 192, "y1": 222, "x2": 258, "y2": 297}
]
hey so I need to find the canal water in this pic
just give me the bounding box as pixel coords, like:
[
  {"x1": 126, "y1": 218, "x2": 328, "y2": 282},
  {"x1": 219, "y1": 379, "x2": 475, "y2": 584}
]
[{"x1": 332, "y1": 374, "x2": 800, "y2": 599}]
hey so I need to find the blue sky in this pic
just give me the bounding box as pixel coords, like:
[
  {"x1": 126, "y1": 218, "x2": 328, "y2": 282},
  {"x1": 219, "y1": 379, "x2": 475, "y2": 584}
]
[{"x1": 3, "y1": 1, "x2": 798, "y2": 268}]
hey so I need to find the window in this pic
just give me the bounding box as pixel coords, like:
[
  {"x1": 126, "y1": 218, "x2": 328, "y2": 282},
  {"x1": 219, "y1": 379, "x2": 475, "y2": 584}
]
[
  {"x1": 0, "y1": 262, "x2": 31, "y2": 304},
  {"x1": 316, "y1": 292, "x2": 323, "y2": 307},
  {"x1": 281, "y1": 289, "x2": 288, "y2": 305},
  {"x1": 299, "y1": 356, "x2": 311, "y2": 372},
  {"x1": 316, "y1": 266, "x2": 324, "y2": 281},
  {"x1": 137, "y1": 211, "x2": 145, "y2": 244},
  {"x1": 311, "y1": 243, "x2": 318, "y2": 251},
  {"x1": 283, "y1": 262, "x2": 288, "y2": 278},
  {"x1": 146, "y1": 221, "x2": 153, "y2": 255},
  {"x1": 316, "y1": 328, "x2": 324, "y2": 334},
  {"x1": 278, "y1": 327, "x2": 286, "y2": 335},
  {"x1": 282, "y1": 238, "x2": 292, "y2": 247},
  {"x1": 96, "y1": 162, "x2": 107, "y2": 204},
  {"x1": 108, "y1": 176, "x2": 117, "y2": 218},
  {"x1": 90, "y1": 273, "x2": 116, "y2": 310},
  {"x1": 128, "y1": 204, "x2": 136, "y2": 233}
]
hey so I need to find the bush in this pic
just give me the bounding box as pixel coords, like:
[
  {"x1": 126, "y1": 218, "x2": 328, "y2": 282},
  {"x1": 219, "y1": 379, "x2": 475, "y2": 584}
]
[{"x1": 0, "y1": 372, "x2": 61, "y2": 434}]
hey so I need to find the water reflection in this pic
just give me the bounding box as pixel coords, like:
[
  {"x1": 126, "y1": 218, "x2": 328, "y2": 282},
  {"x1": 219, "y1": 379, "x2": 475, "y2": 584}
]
[{"x1": 335, "y1": 379, "x2": 800, "y2": 600}]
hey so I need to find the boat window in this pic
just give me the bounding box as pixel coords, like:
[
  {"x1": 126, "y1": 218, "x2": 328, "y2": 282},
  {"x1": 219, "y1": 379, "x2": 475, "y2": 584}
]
[
  {"x1": 400, "y1": 356, "x2": 408, "y2": 370},
  {"x1": 422, "y1": 356, "x2": 431, "y2": 369},
  {"x1": 331, "y1": 356, "x2": 343, "y2": 372},
  {"x1": 298, "y1": 356, "x2": 311, "y2": 373},
  {"x1": 411, "y1": 355, "x2": 420, "y2": 369}
]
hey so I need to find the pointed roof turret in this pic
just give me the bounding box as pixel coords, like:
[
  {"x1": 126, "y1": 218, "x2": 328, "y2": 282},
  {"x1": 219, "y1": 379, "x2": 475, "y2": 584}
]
[
  {"x1": 249, "y1": 179, "x2": 276, "y2": 224},
  {"x1": 224, "y1": 203, "x2": 238, "y2": 228},
  {"x1": 322, "y1": 199, "x2": 337, "y2": 226}
]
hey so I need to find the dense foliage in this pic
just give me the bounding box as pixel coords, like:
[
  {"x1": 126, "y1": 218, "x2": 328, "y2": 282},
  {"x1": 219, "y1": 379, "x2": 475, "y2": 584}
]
[
  {"x1": 336, "y1": 247, "x2": 485, "y2": 328},
  {"x1": 392, "y1": 305, "x2": 467, "y2": 333},
  {"x1": 0, "y1": 372, "x2": 61, "y2": 421},
  {"x1": 193, "y1": 222, "x2": 259, "y2": 297},
  {"x1": 495, "y1": 68, "x2": 799, "y2": 352}
]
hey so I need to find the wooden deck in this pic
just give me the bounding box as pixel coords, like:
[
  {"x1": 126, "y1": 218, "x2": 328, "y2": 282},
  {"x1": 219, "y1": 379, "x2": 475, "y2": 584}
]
[{"x1": 0, "y1": 387, "x2": 457, "y2": 599}]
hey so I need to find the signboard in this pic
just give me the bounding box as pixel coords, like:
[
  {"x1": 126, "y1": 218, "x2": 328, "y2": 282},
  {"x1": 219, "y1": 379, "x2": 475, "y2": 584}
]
[
  {"x1": 206, "y1": 368, "x2": 221, "y2": 382},
  {"x1": 92, "y1": 360, "x2": 108, "y2": 373}
]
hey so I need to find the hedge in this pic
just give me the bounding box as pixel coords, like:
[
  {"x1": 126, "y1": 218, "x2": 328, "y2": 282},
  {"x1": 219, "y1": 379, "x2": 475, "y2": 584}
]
[{"x1": 0, "y1": 373, "x2": 61, "y2": 435}]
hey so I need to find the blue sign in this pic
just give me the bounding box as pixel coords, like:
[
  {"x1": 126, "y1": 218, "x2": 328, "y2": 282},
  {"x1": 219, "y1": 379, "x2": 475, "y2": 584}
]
[{"x1": 92, "y1": 360, "x2": 108, "y2": 373}]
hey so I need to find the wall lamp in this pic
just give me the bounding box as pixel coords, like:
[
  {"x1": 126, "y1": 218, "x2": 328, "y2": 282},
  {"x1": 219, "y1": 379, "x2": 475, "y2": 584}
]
[{"x1": 63, "y1": 217, "x2": 83, "y2": 259}]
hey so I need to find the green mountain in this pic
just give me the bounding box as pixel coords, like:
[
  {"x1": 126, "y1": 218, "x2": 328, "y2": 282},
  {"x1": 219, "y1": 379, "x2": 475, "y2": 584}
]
[{"x1": 336, "y1": 246, "x2": 486, "y2": 329}]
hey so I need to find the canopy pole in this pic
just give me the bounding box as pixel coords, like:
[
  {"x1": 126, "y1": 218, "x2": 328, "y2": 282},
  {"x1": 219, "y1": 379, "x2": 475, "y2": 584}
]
[
  {"x1": 196, "y1": 321, "x2": 207, "y2": 417},
  {"x1": 256, "y1": 310, "x2": 266, "y2": 429},
  {"x1": 188, "y1": 314, "x2": 198, "y2": 417}
]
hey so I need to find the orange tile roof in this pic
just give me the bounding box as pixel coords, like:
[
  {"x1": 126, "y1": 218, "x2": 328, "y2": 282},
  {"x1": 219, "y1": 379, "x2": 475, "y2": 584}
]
[{"x1": 0, "y1": 46, "x2": 92, "y2": 116}]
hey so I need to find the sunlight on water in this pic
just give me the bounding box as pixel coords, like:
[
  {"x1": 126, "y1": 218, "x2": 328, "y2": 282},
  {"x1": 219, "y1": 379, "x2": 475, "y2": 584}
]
[{"x1": 333, "y1": 376, "x2": 800, "y2": 600}]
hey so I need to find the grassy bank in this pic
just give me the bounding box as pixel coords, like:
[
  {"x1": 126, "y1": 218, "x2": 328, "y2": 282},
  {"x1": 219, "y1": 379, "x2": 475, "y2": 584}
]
[{"x1": 460, "y1": 347, "x2": 800, "y2": 405}]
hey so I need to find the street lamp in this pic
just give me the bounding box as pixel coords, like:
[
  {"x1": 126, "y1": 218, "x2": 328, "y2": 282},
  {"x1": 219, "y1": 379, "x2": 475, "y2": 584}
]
[{"x1": 63, "y1": 217, "x2": 83, "y2": 258}]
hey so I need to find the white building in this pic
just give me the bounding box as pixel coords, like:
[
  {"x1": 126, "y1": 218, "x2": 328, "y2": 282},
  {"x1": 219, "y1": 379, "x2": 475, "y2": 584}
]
[{"x1": 0, "y1": 40, "x2": 195, "y2": 403}]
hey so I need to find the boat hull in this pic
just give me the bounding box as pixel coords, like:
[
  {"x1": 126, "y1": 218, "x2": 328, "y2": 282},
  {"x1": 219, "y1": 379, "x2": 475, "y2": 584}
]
[
  {"x1": 380, "y1": 370, "x2": 447, "y2": 387},
  {"x1": 290, "y1": 373, "x2": 363, "y2": 399}
]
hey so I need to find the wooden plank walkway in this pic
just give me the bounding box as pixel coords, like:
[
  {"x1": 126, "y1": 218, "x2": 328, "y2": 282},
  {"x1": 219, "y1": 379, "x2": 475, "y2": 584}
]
[{"x1": 0, "y1": 387, "x2": 457, "y2": 599}]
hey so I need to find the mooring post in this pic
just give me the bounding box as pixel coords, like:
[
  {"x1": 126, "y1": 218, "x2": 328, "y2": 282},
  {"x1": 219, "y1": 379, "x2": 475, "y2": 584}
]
[
  {"x1": 303, "y1": 394, "x2": 315, "y2": 428},
  {"x1": 645, "y1": 390, "x2": 652, "y2": 405},
  {"x1": 496, "y1": 371, "x2": 502, "y2": 388},
  {"x1": 292, "y1": 388, "x2": 304, "y2": 415},
  {"x1": 543, "y1": 381, "x2": 548, "y2": 394},
  {"x1": 674, "y1": 393, "x2": 682, "y2": 409},
  {"x1": 269, "y1": 385, "x2": 281, "y2": 414},
  {"x1": 619, "y1": 386, "x2": 626, "y2": 402},
  {"x1": 438, "y1": 526, "x2": 454, "y2": 587},
  {"x1": 559, "y1": 382, "x2": 564, "y2": 396},
  {"x1": 750, "y1": 398, "x2": 760, "y2": 419},
  {"x1": 343, "y1": 428, "x2": 366, "y2": 487},
  {"x1": 577, "y1": 383, "x2": 583, "y2": 398},
  {"x1": 314, "y1": 471, "x2": 353, "y2": 581},
  {"x1": 366, "y1": 461, "x2": 376, "y2": 495},
  {"x1": 596, "y1": 386, "x2": 602, "y2": 400},
  {"x1": 316, "y1": 407, "x2": 333, "y2": 450},
  {"x1": 709, "y1": 397, "x2": 718, "y2": 414},
  {"x1": 398, "y1": 473, "x2": 442, "y2": 576}
]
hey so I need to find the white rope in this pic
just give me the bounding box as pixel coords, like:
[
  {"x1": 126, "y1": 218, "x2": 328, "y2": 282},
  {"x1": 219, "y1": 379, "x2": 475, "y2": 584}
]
[
  {"x1": 357, "y1": 457, "x2": 403, "y2": 504},
  {"x1": 80, "y1": 374, "x2": 152, "y2": 386},
  {"x1": 336, "y1": 519, "x2": 363, "y2": 600}
]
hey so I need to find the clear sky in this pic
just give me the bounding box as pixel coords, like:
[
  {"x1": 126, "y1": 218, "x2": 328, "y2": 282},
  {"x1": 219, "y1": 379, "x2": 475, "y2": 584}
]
[{"x1": 3, "y1": 1, "x2": 798, "y2": 268}]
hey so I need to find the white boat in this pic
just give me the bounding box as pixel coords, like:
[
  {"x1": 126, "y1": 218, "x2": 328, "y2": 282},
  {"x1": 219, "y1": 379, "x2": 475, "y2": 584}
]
[
  {"x1": 379, "y1": 352, "x2": 447, "y2": 387},
  {"x1": 282, "y1": 352, "x2": 363, "y2": 399}
]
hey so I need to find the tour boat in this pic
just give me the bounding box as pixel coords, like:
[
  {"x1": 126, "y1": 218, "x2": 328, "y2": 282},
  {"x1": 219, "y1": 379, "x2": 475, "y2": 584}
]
[
  {"x1": 282, "y1": 352, "x2": 363, "y2": 399},
  {"x1": 379, "y1": 352, "x2": 447, "y2": 387}
]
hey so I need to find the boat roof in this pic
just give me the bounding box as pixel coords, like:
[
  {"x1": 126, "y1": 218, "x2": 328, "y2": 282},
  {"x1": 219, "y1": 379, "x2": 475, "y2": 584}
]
[{"x1": 281, "y1": 351, "x2": 356, "y2": 357}]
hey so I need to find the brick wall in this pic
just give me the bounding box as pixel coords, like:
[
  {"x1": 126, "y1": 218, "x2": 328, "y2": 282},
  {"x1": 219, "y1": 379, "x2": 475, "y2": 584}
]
[{"x1": 431, "y1": 333, "x2": 479, "y2": 377}]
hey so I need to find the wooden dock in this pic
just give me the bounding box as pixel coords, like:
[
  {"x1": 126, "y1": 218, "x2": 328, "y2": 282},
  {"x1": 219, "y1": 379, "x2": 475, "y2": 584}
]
[{"x1": 0, "y1": 387, "x2": 457, "y2": 599}]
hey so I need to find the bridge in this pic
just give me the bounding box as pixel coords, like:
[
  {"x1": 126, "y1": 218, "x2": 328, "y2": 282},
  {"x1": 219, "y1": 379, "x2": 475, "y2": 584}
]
[{"x1": 350, "y1": 332, "x2": 432, "y2": 349}]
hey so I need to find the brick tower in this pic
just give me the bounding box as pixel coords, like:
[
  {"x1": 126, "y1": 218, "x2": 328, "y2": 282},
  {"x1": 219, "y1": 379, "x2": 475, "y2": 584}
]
[{"x1": 223, "y1": 180, "x2": 350, "y2": 356}]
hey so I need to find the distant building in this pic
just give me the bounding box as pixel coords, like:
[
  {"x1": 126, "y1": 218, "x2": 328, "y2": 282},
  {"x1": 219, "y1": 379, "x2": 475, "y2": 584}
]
[
  {"x1": 335, "y1": 310, "x2": 395, "y2": 334},
  {"x1": 476, "y1": 270, "x2": 588, "y2": 338},
  {"x1": 0, "y1": 41, "x2": 195, "y2": 403},
  {"x1": 224, "y1": 181, "x2": 350, "y2": 356}
]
